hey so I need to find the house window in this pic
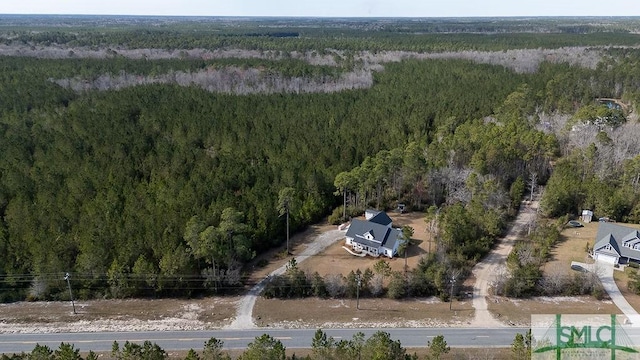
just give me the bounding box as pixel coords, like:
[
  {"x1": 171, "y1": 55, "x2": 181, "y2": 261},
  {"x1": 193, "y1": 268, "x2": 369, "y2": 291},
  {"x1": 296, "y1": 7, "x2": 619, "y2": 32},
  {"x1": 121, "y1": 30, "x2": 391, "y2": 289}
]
[{"x1": 624, "y1": 239, "x2": 640, "y2": 248}]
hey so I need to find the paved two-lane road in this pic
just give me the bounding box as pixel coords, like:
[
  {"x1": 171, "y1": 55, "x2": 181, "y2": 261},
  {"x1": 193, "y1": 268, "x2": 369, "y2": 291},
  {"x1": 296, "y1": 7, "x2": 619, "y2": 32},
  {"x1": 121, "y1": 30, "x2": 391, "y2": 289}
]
[{"x1": 1, "y1": 327, "x2": 528, "y2": 354}]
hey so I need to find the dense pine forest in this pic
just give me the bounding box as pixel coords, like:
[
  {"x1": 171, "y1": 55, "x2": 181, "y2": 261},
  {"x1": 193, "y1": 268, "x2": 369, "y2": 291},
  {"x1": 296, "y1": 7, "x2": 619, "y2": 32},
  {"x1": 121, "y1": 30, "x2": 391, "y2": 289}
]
[{"x1": 3, "y1": 16, "x2": 640, "y2": 301}]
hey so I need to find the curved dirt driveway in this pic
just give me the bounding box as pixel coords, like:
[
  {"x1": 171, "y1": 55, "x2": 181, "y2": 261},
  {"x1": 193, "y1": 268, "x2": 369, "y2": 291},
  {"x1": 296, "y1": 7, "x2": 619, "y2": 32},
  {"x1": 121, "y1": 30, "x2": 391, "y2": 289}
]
[
  {"x1": 227, "y1": 229, "x2": 346, "y2": 329},
  {"x1": 469, "y1": 195, "x2": 540, "y2": 327}
]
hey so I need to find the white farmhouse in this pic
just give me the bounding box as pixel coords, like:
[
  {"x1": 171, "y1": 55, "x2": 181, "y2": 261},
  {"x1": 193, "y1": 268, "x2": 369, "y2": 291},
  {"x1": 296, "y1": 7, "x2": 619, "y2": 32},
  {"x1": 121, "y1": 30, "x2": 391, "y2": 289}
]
[{"x1": 345, "y1": 210, "x2": 404, "y2": 258}]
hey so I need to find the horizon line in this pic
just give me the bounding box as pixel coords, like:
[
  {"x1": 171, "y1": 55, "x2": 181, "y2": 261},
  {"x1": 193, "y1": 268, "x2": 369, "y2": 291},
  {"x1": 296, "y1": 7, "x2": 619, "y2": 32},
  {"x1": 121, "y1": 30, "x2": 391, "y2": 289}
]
[{"x1": 2, "y1": 14, "x2": 640, "y2": 19}]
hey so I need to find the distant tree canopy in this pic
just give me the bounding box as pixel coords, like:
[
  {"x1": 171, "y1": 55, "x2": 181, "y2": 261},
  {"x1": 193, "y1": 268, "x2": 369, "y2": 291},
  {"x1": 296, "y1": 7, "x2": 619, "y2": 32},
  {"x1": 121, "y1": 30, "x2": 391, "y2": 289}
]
[
  {"x1": 5, "y1": 18, "x2": 640, "y2": 52},
  {"x1": 2, "y1": 19, "x2": 640, "y2": 301}
]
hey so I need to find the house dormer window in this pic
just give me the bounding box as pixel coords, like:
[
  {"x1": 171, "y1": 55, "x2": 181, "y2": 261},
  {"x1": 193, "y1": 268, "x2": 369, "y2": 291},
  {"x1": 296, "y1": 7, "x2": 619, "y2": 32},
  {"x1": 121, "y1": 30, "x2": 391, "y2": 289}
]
[{"x1": 364, "y1": 231, "x2": 374, "y2": 240}]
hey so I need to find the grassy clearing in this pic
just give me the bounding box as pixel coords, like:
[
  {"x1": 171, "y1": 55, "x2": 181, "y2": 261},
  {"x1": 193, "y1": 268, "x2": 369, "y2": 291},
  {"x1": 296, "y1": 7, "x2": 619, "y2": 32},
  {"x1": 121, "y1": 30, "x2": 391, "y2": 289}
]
[{"x1": 543, "y1": 221, "x2": 598, "y2": 275}]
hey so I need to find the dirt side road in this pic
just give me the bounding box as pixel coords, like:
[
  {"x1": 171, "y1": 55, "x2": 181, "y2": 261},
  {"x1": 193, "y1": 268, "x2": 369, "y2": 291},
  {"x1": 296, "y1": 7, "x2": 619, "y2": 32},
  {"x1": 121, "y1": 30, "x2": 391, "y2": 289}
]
[{"x1": 469, "y1": 195, "x2": 540, "y2": 327}]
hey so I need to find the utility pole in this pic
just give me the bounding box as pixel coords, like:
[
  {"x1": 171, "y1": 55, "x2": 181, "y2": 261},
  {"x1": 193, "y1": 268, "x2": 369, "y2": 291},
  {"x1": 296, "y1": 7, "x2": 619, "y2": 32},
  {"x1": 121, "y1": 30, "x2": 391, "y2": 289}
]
[
  {"x1": 404, "y1": 243, "x2": 408, "y2": 272},
  {"x1": 449, "y1": 274, "x2": 456, "y2": 311},
  {"x1": 343, "y1": 188, "x2": 347, "y2": 221},
  {"x1": 285, "y1": 199, "x2": 290, "y2": 255},
  {"x1": 278, "y1": 188, "x2": 295, "y2": 256},
  {"x1": 356, "y1": 273, "x2": 361, "y2": 310},
  {"x1": 64, "y1": 272, "x2": 76, "y2": 314}
]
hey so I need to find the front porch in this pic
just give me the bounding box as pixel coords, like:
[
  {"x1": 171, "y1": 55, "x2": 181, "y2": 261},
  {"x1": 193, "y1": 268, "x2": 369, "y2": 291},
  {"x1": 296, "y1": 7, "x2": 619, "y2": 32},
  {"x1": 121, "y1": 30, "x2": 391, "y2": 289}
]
[{"x1": 351, "y1": 242, "x2": 380, "y2": 257}]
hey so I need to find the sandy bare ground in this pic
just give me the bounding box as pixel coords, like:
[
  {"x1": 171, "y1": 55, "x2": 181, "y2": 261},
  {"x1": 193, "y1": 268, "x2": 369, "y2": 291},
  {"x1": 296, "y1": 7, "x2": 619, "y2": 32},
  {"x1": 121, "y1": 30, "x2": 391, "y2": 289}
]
[
  {"x1": 0, "y1": 297, "x2": 239, "y2": 334},
  {"x1": 469, "y1": 195, "x2": 541, "y2": 327}
]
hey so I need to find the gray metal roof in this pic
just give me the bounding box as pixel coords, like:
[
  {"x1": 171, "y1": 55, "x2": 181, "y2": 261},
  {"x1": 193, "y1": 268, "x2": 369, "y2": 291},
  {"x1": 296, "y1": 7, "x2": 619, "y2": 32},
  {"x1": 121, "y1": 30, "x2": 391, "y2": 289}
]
[
  {"x1": 346, "y1": 216, "x2": 402, "y2": 250},
  {"x1": 369, "y1": 211, "x2": 392, "y2": 226},
  {"x1": 382, "y1": 227, "x2": 402, "y2": 251}
]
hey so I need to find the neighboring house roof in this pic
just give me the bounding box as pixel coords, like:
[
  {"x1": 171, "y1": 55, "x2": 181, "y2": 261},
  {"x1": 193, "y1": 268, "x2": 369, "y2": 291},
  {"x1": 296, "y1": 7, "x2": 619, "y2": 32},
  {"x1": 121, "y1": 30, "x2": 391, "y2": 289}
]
[
  {"x1": 594, "y1": 222, "x2": 640, "y2": 259},
  {"x1": 346, "y1": 217, "x2": 403, "y2": 250},
  {"x1": 365, "y1": 209, "x2": 381, "y2": 220}
]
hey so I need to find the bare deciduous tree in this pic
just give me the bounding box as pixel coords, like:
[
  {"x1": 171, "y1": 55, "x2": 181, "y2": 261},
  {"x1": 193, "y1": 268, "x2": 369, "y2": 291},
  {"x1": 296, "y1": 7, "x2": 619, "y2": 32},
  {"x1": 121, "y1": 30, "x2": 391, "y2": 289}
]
[
  {"x1": 368, "y1": 274, "x2": 384, "y2": 297},
  {"x1": 490, "y1": 265, "x2": 509, "y2": 295},
  {"x1": 517, "y1": 243, "x2": 538, "y2": 267},
  {"x1": 52, "y1": 67, "x2": 374, "y2": 95},
  {"x1": 324, "y1": 274, "x2": 346, "y2": 298},
  {"x1": 540, "y1": 264, "x2": 570, "y2": 296},
  {"x1": 529, "y1": 171, "x2": 538, "y2": 202}
]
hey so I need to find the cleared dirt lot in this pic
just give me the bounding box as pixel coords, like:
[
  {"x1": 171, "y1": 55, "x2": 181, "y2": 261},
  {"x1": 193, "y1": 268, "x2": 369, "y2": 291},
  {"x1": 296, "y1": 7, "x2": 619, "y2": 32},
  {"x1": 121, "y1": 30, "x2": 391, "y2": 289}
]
[
  {"x1": 486, "y1": 295, "x2": 620, "y2": 326},
  {"x1": 297, "y1": 212, "x2": 434, "y2": 276},
  {"x1": 254, "y1": 297, "x2": 473, "y2": 328},
  {"x1": 253, "y1": 211, "x2": 463, "y2": 328},
  {"x1": 0, "y1": 297, "x2": 239, "y2": 332}
]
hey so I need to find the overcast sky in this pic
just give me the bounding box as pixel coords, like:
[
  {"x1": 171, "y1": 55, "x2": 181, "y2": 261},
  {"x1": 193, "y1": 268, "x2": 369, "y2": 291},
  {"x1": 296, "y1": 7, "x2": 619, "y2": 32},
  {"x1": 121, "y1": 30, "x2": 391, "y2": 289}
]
[{"x1": 1, "y1": 0, "x2": 640, "y2": 17}]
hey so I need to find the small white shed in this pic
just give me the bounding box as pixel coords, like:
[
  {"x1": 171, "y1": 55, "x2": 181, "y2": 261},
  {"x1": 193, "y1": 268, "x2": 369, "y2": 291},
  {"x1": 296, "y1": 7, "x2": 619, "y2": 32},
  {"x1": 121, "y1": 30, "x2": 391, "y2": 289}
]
[{"x1": 582, "y1": 210, "x2": 594, "y2": 223}]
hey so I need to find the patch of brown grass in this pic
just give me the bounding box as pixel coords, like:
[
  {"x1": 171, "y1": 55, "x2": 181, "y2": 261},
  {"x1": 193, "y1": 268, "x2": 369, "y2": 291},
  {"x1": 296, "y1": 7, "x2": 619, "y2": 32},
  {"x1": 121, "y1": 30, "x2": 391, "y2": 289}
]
[
  {"x1": 0, "y1": 297, "x2": 239, "y2": 325},
  {"x1": 254, "y1": 296, "x2": 473, "y2": 328},
  {"x1": 543, "y1": 221, "x2": 598, "y2": 275},
  {"x1": 486, "y1": 295, "x2": 619, "y2": 326}
]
